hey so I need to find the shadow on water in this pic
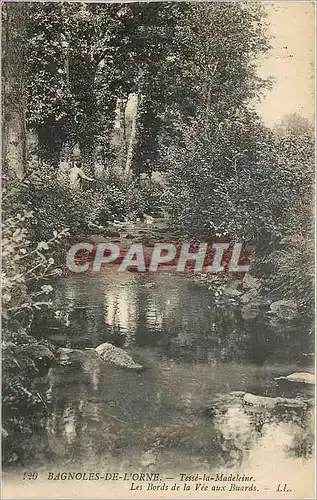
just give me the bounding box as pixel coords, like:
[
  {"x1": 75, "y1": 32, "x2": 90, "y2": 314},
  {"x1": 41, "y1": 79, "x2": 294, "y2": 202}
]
[
  {"x1": 33, "y1": 271, "x2": 313, "y2": 365},
  {"x1": 4, "y1": 270, "x2": 314, "y2": 471}
]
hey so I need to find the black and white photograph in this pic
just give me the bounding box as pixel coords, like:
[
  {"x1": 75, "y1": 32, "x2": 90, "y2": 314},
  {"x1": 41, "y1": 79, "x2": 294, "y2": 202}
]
[{"x1": 1, "y1": 1, "x2": 315, "y2": 498}]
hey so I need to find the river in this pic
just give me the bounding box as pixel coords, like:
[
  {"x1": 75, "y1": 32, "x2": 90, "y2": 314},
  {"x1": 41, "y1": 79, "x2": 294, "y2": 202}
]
[{"x1": 3, "y1": 268, "x2": 315, "y2": 488}]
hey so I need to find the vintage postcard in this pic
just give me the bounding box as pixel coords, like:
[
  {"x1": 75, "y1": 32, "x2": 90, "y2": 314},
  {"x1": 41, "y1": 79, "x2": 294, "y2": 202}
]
[{"x1": 1, "y1": 0, "x2": 315, "y2": 498}]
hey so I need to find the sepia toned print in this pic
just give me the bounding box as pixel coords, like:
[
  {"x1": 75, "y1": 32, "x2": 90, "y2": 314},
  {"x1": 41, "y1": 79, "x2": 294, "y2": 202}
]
[{"x1": 1, "y1": 1, "x2": 315, "y2": 498}]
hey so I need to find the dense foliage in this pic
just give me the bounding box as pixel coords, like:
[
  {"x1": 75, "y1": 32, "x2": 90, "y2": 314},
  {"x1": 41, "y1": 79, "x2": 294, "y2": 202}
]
[{"x1": 2, "y1": 1, "x2": 314, "y2": 465}]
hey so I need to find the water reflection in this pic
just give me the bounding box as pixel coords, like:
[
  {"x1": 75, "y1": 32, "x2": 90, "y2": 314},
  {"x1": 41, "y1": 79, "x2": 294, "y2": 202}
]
[
  {"x1": 41, "y1": 350, "x2": 313, "y2": 471},
  {"x1": 35, "y1": 270, "x2": 313, "y2": 367},
  {"x1": 7, "y1": 270, "x2": 314, "y2": 470}
]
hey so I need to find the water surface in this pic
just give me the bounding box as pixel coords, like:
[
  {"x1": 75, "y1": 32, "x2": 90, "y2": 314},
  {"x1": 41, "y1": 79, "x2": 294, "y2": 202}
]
[{"x1": 5, "y1": 270, "x2": 315, "y2": 473}]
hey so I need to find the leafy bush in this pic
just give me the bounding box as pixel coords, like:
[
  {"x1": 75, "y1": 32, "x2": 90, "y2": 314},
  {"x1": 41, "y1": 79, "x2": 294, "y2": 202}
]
[
  {"x1": 94, "y1": 167, "x2": 165, "y2": 222},
  {"x1": 164, "y1": 112, "x2": 315, "y2": 307},
  {"x1": 17, "y1": 167, "x2": 89, "y2": 241},
  {"x1": 164, "y1": 111, "x2": 284, "y2": 240},
  {"x1": 2, "y1": 167, "x2": 75, "y2": 464},
  {"x1": 2, "y1": 325, "x2": 54, "y2": 464},
  {"x1": 2, "y1": 202, "x2": 64, "y2": 323}
]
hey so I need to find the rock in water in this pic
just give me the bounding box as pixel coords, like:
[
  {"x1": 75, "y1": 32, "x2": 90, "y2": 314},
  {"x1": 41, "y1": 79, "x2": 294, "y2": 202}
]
[
  {"x1": 269, "y1": 299, "x2": 298, "y2": 320},
  {"x1": 243, "y1": 393, "x2": 278, "y2": 409},
  {"x1": 275, "y1": 372, "x2": 315, "y2": 385},
  {"x1": 95, "y1": 343, "x2": 144, "y2": 371},
  {"x1": 243, "y1": 393, "x2": 307, "y2": 410}
]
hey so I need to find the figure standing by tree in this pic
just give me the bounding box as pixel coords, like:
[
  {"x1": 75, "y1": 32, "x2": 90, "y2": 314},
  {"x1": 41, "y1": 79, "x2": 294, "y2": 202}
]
[{"x1": 69, "y1": 161, "x2": 94, "y2": 190}]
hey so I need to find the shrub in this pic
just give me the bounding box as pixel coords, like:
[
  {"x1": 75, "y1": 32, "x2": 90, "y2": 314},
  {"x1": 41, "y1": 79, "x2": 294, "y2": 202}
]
[{"x1": 94, "y1": 167, "x2": 165, "y2": 222}]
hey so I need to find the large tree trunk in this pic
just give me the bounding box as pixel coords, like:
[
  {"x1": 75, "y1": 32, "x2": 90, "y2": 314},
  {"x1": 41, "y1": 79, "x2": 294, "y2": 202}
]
[
  {"x1": 125, "y1": 93, "x2": 139, "y2": 175},
  {"x1": 2, "y1": 4, "x2": 27, "y2": 180},
  {"x1": 125, "y1": 68, "x2": 143, "y2": 175}
]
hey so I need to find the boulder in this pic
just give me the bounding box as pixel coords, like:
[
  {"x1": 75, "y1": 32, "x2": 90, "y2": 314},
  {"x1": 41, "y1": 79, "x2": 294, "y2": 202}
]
[
  {"x1": 275, "y1": 372, "x2": 315, "y2": 385},
  {"x1": 95, "y1": 343, "x2": 144, "y2": 371},
  {"x1": 243, "y1": 393, "x2": 277, "y2": 409},
  {"x1": 243, "y1": 393, "x2": 307, "y2": 410},
  {"x1": 269, "y1": 300, "x2": 298, "y2": 320},
  {"x1": 271, "y1": 397, "x2": 308, "y2": 410}
]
